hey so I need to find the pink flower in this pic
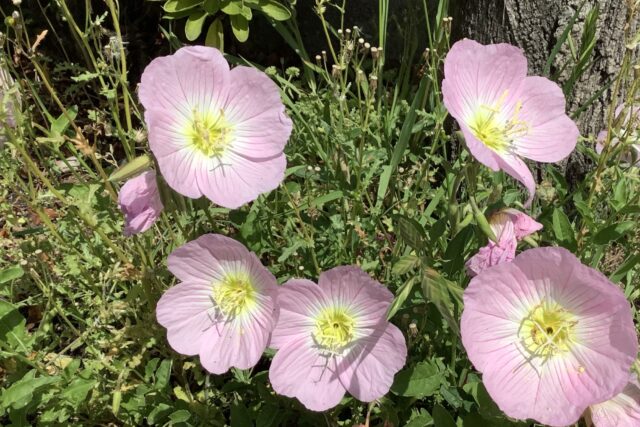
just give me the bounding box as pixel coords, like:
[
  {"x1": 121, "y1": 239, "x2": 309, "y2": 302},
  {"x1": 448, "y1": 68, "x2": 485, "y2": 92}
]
[
  {"x1": 587, "y1": 374, "x2": 640, "y2": 427},
  {"x1": 596, "y1": 104, "x2": 640, "y2": 166},
  {"x1": 268, "y1": 266, "x2": 407, "y2": 411},
  {"x1": 139, "y1": 46, "x2": 292, "y2": 209},
  {"x1": 461, "y1": 247, "x2": 638, "y2": 427},
  {"x1": 466, "y1": 208, "x2": 542, "y2": 276},
  {"x1": 156, "y1": 234, "x2": 278, "y2": 374},
  {"x1": 117, "y1": 170, "x2": 164, "y2": 236},
  {"x1": 442, "y1": 39, "x2": 579, "y2": 207}
]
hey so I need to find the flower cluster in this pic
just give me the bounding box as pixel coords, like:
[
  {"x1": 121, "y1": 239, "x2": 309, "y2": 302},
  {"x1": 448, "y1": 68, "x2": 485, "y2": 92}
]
[
  {"x1": 112, "y1": 41, "x2": 638, "y2": 423},
  {"x1": 156, "y1": 235, "x2": 407, "y2": 410}
]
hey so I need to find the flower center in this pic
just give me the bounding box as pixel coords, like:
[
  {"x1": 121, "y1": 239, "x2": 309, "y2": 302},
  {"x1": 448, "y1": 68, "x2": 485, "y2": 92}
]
[
  {"x1": 313, "y1": 307, "x2": 356, "y2": 352},
  {"x1": 187, "y1": 109, "x2": 232, "y2": 157},
  {"x1": 519, "y1": 301, "x2": 577, "y2": 359},
  {"x1": 212, "y1": 273, "x2": 256, "y2": 318},
  {"x1": 467, "y1": 92, "x2": 528, "y2": 153}
]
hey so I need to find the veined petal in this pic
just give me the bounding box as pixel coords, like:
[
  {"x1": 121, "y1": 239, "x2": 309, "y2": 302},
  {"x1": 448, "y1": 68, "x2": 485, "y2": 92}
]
[
  {"x1": 511, "y1": 76, "x2": 579, "y2": 162},
  {"x1": 196, "y1": 152, "x2": 286, "y2": 209},
  {"x1": 270, "y1": 279, "x2": 327, "y2": 349},
  {"x1": 589, "y1": 376, "x2": 640, "y2": 427},
  {"x1": 156, "y1": 280, "x2": 216, "y2": 355},
  {"x1": 224, "y1": 66, "x2": 292, "y2": 159},
  {"x1": 167, "y1": 234, "x2": 252, "y2": 283},
  {"x1": 269, "y1": 336, "x2": 346, "y2": 412},
  {"x1": 443, "y1": 39, "x2": 527, "y2": 121},
  {"x1": 337, "y1": 323, "x2": 407, "y2": 402},
  {"x1": 318, "y1": 266, "x2": 393, "y2": 329},
  {"x1": 496, "y1": 154, "x2": 536, "y2": 208}
]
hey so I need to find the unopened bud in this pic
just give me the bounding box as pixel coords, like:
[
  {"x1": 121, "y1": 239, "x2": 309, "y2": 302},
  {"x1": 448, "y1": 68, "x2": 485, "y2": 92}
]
[
  {"x1": 369, "y1": 74, "x2": 378, "y2": 92},
  {"x1": 371, "y1": 47, "x2": 379, "y2": 59},
  {"x1": 12, "y1": 0, "x2": 22, "y2": 5},
  {"x1": 358, "y1": 38, "x2": 364, "y2": 45}
]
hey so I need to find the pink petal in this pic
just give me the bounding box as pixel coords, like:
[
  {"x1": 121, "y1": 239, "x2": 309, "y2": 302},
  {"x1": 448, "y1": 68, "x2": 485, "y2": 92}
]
[
  {"x1": 465, "y1": 239, "x2": 517, "y2": 277},
  {"x1": 224, "y1": 66, "x2": 293, "y2": 159},
  {"x1": 496, "y1": 153, "x2": 536, "y2": 208},
  {"x1": 167, "y1": 234, "x2": 251, "y2": 283},
  {"x1": 442, "y1": 39, "x2": 527, "y2": 121},
  {"x1": 269, "y1": 336, "x2": 346, "y2": 411},
  {"x1": 337, "y1": 323, "x2": 407, "y2": 402},
  {"x1": 196, "y1": 152, "x2": 286, "y2": 209},
  {"x1": 156, "y1": 280, "x2": 216, "y2": 355},
  {"x1": 318, "y1": 266, "x2": 393, "y2": 328},
  {"x1": 117, "y1": 170, "x2": 164, "y2": 236},
  {"x1": 589, "y1": 376, "x2": 640, "y2": 427},
  {"x1": 501, "y1": 209, "x2": 543, "y2": 240},
  {"x1": 462, "y1": 247, "x2": 638, "y2": 426},
  {"x1": 198, "y1": 310, "x2": 273, "y2": 374},
  {"x1": 511, "y1": 76, "x2": 579, "y2": 162},
  {"x1": 139, "y1": 46, "x2": 230, "y2": 122},
  {"x1": 269, "y1": 278, "x2": 327, "y2": 349}
]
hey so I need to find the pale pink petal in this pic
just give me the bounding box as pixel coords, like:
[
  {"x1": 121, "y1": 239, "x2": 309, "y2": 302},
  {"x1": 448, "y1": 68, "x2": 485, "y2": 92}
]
[
  {"x1": 117, "y1": 170, "x2": 163, "y2": 236},
  {"x1": 198, "y1": 303, "x2": 274, "y2": 374},
  {"x1": 318, "y1": 266, "x2": 393, "y2": 329},
  {"x1": 459, "y1": 125, "x2": 503, "y2": 170},
  {"x1": 167, "y1": 234, "x2": 251, "y2": 283},
  {"x1": 269, "y1": 336, "x2": 346, "y2": 411},
  {"x1": 502, "y1": 208, "x2": 543, "y2": 240},
  {"x1": 224, "y1": 66, "x2": 293, "y2": 159},
  {"x1": 589, "y1": 376, "x2": 640, "y2": 427},
  {"x1": 337, "y1": 323, "x2": 407, "y2": 402},
  {"x1": 511, "y1": 76, "x2": 579, "y2": 162},
  {"x1": 496, "y1": 154, "x2": 536, "y2": 207},
  {"x1": 269, "y1": 279, "x2": 328, "y2": 349},
  {"x1": 139, "y1": 46, "x2": 229, "y2": 121},
  {"x1": 465, "y1": 239, "x2": 517, "y2": 277},
  {"x1": 156, "y1": 280, "x2": 216, "y2": 355},
  {"x1": 462, "y1": 247, "x2": 638, "y2": 426},
  {"x1": 442, "y1": 39, "x2": 527, "y2": 120},
  {"x1": 196, "y1": 152, "x2": 286, "y2": 209}
]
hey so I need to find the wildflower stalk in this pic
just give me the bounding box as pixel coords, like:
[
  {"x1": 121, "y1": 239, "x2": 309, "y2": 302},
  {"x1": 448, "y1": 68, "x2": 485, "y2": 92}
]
[
  {"x1": 105, "y1": 0, "x2": 133, "y2": 133},
  {"x1": 281, "y1": 184, "x2": 321, "y2": 275}
]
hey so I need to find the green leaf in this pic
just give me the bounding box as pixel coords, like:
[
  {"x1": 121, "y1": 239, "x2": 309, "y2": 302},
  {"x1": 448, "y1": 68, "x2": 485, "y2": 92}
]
[
  {"x1": 0, "y1": 266, "x2": 24, "y2": 284},
  {"x1": 108, "y1": 155, "x2": 152, "y2": 182},
  {"x1": 185, "y1": 11, "x2": 207, "y2": 41},
  {"x1": 386, "y1": 277, "x2": 415, "y2": 320},
  {"x1": 163, "y1": 0, "x2": 203, "y2": 13},
  {"x1": 391, "y1": 360, "x2": 443, "y2": 397},
  {"x1": 0, "y1": 300, "x2": 30, "y2": 351},
  {"x1": 251, "y1": 0, "x2": 291, "y2": 21},
  {"x1": 392, "y1": 254, "x2": 419, "y2": 276},
  {"x1": 154, "y1": 359, "x2": 172, "y2": 390},
  {"x1": 592, "y1": 221, "x2": 636, "y2": 245},
  {"x1": 376, "y1": 77, "x2": 427, "y2": 206},
  {"x1": 231, "y1": 399, "x2": 252, "y2": 427},
  {"x1": 169, "y1": 409, "x2": 192, "y2": 423},
  {"x1": 432, "y1": 404, "x2": 457, "y2": 427},
  {"x1": 396, "y1": 215, "x2": 426, "y2": 251},
  {"x1": 202, "y1": 0, "x2": 220, "y2": 13},
  {"x1": 61, "y1": 378, "x2": 96, "y2": 406},
  {"x1": 552, "y1": 208, "x2": 577, "y2": 251},
  {"x1": 0, "y1": 370, "x2": 60, "y2": 410},
  {"x1": 230, "y1": 14, "x2": 249, "y2": 42},
  {"x1": 51, "y1": 106, "x2": 78, "y2": 136},
  {"x1": 205, "y1": 18, "x2": 225, "y2": 49},
  {"x1": 221, "y1": 0, "x2": 243, "y2": 15},
  {"x1": 421, "y1": 269, "x2": 461, "y2": 334},
  {"x1": 611, "y1": 253, "x2": 640, "y2": 283}
]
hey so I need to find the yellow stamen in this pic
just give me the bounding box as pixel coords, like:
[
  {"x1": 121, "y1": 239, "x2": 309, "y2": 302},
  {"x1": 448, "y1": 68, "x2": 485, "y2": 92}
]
[
  {"x1": 186, "y1": 109, "x2": 232, "y2": 157},
  {"x1": 467, "y1": 91, "x2": 529, "y2": 153},
  {"x1": 212, "y1": 273, "x2": 256, "y2": 318},
  {"x1": 518, "y1": 301, "x2": 578, "y2": 361},
  {"x1": 314, "y1": 307, "x2": 356, "y2": 352}
]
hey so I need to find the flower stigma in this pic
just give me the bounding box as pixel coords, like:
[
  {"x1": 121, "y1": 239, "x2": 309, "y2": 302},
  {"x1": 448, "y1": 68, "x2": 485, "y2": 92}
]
[
  {"x1": 467, "y1": 91, "x2": 529, "y2": 153},
  {"x1": 213, "y1": 273, "x2": 256, "y2": 319},
  {"x1": 519, "y1": 300, "x2": 578, "y2": 360},
  {"x1": 187, "y1": 108, "x2": 232, "y2": 157},
  {"x1": 314, "y1": 307, "x2": 356, "y2": 353}
]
